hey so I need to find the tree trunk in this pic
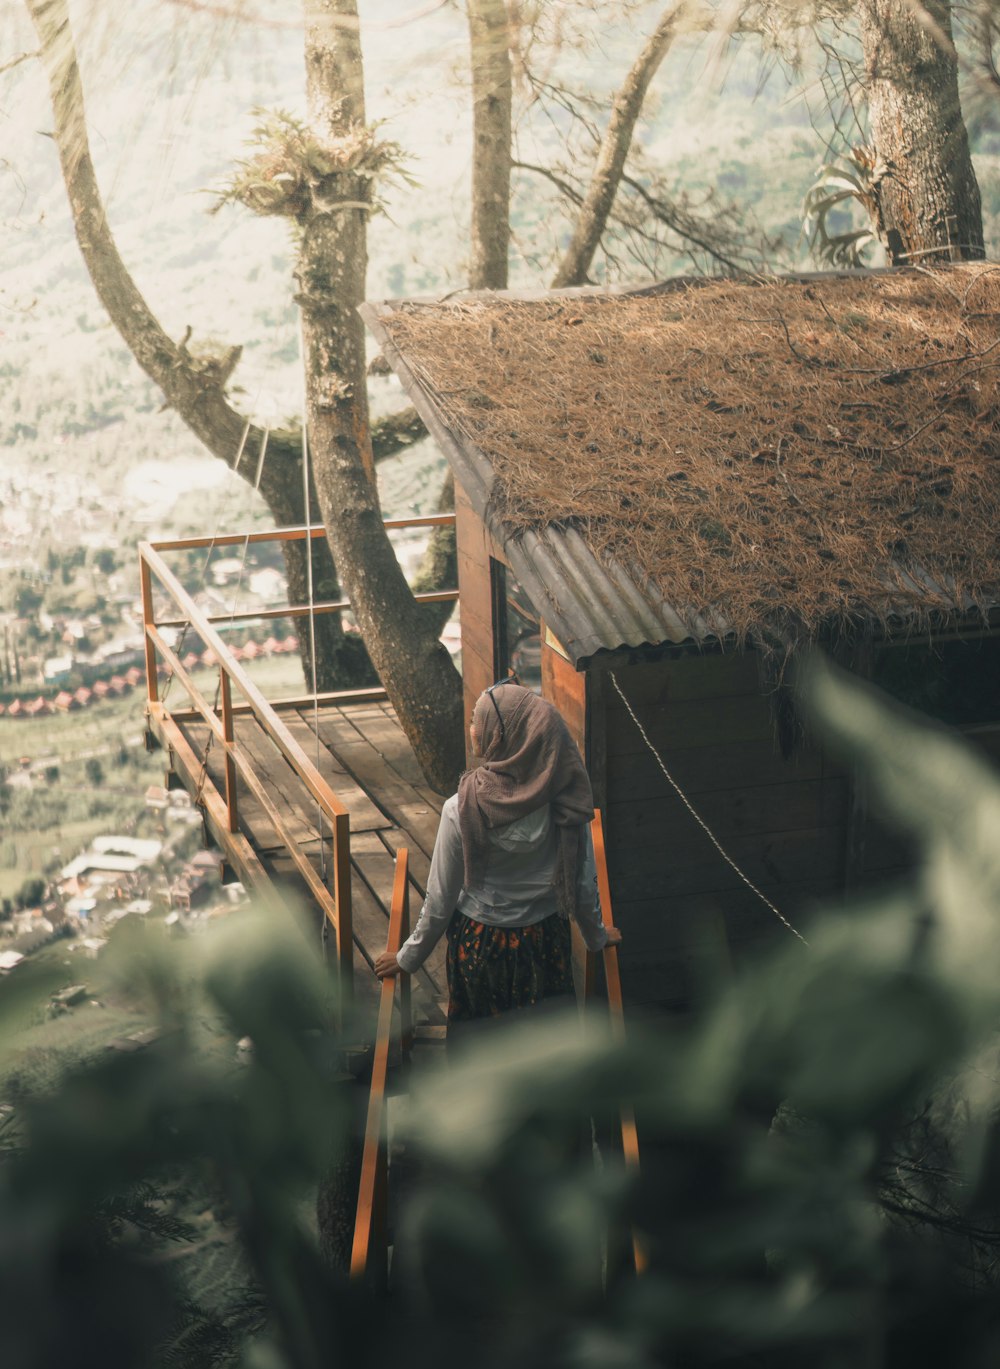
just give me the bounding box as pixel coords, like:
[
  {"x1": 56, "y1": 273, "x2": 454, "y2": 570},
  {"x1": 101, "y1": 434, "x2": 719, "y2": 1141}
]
[
  {"x1": 859, "y1": 0, "x2": 984, "y2": 263},
  {"x1": 468, "y1": 0, "x2": 512, "y2": 290},
  {"x1": 264, "y1": 484, "x2": 376, "y2": 692},
  {"x1": 400, "y1": 0, "x2": 513, "y2": 656},
  {"x1": 300, "y1": 0, "x2": 464, "y2": 793},
  {"x1": 551, "y1": 2, "x2": 687, "y2": 288},
  {"x1": 25, "y1": 0, "x2": 369, "y2": 694}
]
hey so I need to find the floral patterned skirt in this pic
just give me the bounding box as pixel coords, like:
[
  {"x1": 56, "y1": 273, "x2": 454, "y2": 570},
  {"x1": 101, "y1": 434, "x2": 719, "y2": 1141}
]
[{"x1": 445, "y1": 910, "x2": 575, "y2": 1022}]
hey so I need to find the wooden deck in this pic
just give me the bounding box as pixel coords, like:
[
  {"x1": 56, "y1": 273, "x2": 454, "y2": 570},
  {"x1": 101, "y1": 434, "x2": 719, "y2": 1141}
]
[{"x1": 148, "y1": 696, "x2": 448, "y2": 1022}]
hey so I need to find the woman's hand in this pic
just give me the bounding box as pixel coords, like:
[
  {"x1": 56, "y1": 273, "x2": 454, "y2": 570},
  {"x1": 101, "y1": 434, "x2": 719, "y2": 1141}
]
[
  {"x1": 605, "y1": 927, "x2": 622, "y2": 946},
  {"x1": 374, "y1": 951, "x2": 402, "y2": 979}
]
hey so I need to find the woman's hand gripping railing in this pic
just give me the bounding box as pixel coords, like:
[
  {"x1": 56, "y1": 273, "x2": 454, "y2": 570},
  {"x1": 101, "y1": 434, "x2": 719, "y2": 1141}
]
[
  {"x1": 351, "y1": 849, "x2": 412, "y2": 1286},
  {"x1": 589, "y1": 810, "x2": 647, "y2": 1276}
]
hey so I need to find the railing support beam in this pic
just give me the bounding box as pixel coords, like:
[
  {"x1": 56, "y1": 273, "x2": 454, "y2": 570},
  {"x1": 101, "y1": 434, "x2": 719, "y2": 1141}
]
[
  {"x1": 219, "y1": 671, "x2": 238, "y2": 834},
  {"x1": 352, "y1": 849, "x2": 410, "y2": 1286},
  {"x1": 590, "y1": 810, "x2": 647, "y2": 1276},
  {"x1": 140, "y1": 557, "x2": 159, "y2": 706}
]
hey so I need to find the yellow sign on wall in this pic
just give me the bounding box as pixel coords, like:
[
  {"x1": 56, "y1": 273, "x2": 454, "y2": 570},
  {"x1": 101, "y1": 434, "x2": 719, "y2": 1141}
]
[{"x1": 544, "y1": 624, "x2": 570, "y2": 661}]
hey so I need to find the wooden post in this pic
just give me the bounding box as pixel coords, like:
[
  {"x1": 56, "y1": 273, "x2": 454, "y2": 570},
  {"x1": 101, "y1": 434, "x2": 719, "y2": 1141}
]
[
  {"x1": 591, "y1": 809, "x2": 646, "y2": 1275},
  {"x1": 399, "y1": 874, "x2": 412, "y2": 1060},
  {"x1": 351, "y1": 848, "x2": 409, "y2": 1287},
  {"x1": 219, "y1": 670, "x2": 238, "y2": 834},
  {"x1": 139, "y1": 555, "x2": 159, "y2": 706},
  {"x1": 333, "y1": 811, "x2": 353, "y2": 1010}
]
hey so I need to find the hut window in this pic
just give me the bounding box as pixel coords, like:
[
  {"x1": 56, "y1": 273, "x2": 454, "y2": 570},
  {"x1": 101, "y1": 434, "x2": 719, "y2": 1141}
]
[
  {"x1": 871, "y1": 635, "x2": 1000, "y2": 728},
  {"x1": 490, "y1": 559, "x2": 542, "y2": 693}
]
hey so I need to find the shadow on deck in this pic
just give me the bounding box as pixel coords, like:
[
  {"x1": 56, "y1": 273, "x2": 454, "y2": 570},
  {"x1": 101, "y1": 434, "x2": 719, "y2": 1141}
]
[{"x1": 150, "y1": 697, "x2": 447, "y2": 1021}]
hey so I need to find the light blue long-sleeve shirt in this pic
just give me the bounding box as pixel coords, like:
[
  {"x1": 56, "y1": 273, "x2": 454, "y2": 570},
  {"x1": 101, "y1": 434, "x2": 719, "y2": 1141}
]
[{"x1": 395, "y1": 794, "x2": 608, "y2": 973}]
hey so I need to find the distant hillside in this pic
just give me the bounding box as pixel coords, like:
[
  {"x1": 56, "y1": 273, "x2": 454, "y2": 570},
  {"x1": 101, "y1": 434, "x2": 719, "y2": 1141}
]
[{"x1": 1, "y1": 0, "x2": 998, "y2": 559}]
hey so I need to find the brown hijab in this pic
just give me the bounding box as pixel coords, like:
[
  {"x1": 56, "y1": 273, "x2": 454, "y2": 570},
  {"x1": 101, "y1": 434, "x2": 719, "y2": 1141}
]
[{"x1": 457, "y1": 682, "x2": 594, "y2": 917}]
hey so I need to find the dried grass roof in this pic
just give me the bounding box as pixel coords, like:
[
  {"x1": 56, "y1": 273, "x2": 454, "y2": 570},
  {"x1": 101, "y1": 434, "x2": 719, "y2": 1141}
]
[{"x1": 373, "y1": 266, "x2": 1000, "y2": 646}]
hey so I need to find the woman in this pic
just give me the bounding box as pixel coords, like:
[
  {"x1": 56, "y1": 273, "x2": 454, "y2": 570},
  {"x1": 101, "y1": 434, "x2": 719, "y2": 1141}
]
[{"x1": 374, "y1": 680, "x2": 621, "y2": 1025}]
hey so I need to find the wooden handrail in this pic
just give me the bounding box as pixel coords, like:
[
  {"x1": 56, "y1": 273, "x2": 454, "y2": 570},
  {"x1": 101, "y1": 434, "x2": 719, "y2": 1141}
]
[
  {"x1": 351, "y1": 849, "x2": 411, "y2": 1285},
  {"x1": 590, "y1": 810, "x2": 646, "y2": 1275},
  {"x1": 155, "y1": 587, "x2": 458, "y2": 631},
  {"x1": 147, "y1": 514, "x2": 455, "y2": 553},
  {"x1": 140, "y1": 545, "x2": 352, "y2": 818}
]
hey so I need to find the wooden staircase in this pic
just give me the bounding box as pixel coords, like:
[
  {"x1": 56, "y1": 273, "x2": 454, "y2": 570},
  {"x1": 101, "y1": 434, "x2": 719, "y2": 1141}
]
[{"x1": 350, "y1": 812, "x2": 643, "y2": 1287}]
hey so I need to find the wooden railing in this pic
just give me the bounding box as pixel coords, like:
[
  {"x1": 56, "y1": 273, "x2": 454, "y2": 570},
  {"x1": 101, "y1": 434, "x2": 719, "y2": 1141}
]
[
  {"x1": 589, "y1": 809, "x2": 646, "y2": 1275},
  {"x1": 146, "y1": 518, "x2": 458, "y2": 630},
  {"x1": 138, "y1": 516, "x2": 456, "y2": 1001},
  {"x1": 351, "y1": 848, "x2": 411, "y2": 1286}
]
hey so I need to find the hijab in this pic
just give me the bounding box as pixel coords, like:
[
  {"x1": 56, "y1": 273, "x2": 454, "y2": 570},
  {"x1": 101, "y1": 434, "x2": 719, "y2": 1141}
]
[{"x1": 457, "y1": 682, "x2": 594, "y2": 917}]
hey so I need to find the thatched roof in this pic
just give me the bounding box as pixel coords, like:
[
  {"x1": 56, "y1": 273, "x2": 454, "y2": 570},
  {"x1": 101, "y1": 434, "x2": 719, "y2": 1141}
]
[{"x1": 363, "y1": 266, "x2": 1000, "y2": 665}]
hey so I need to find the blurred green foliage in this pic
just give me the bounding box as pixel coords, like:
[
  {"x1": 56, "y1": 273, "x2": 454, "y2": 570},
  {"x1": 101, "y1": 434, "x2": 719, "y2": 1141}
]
[{"x1": 3, "y1": 662, "x2": 1000, "y2": 1367}]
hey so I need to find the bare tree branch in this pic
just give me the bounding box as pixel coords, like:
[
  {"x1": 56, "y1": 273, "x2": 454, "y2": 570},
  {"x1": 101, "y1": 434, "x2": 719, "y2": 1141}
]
[
  {"x1": 0, "y1": 49, "x2": 39, "y2": 76},
  {"x1": 618, "y1": 172, "x2": 759, "y2": 275},
  {"x1": 550, "y1": 0, "x2": 690, "y2": 287}
]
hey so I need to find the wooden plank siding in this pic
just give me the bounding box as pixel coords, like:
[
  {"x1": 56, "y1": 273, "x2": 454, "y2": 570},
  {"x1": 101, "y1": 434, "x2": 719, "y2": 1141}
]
[
  {"x1": 541, "y1": 633, "x2": 586, "y2": 750},
  {"x1": 600, "y1": 656, "x2": 1000, "y2": 1011},
  {"x1": 600, "y1": 655, "x2": 845, "y2": 1010}
]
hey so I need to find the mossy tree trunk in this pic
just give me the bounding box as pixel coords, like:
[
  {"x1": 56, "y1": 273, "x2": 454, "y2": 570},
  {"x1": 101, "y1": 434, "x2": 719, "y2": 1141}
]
[
  {"x1": 298, "y1": 0, "x2": 464, "y2": 793},
  {"x1": 859, "y1": 0, "x2": 984, "y2": 263},
  {"x1": 468, "y1": 0, "x2": 512, "y2": 291}
]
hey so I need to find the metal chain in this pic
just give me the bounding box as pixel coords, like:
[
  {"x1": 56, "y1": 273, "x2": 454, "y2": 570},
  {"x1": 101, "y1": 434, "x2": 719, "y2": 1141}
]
[{"x1": 609, "y1": 671, "x2": 809, "y2": 947}]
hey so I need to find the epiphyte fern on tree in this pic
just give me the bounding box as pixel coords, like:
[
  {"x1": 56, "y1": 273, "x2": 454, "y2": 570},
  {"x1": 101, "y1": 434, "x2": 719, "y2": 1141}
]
[
  {"x1": 212, "y1": 107, "x2": 414, "y2": 224},
  {"x1": 803, "y1": 145, "x2": 884, "y2": 268}
]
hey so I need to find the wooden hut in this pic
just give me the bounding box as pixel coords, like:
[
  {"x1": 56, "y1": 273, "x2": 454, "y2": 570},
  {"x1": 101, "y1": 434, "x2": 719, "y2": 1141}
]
[{"x1": 363, "y1": 267, "x2": 1000, "y2": 1012}]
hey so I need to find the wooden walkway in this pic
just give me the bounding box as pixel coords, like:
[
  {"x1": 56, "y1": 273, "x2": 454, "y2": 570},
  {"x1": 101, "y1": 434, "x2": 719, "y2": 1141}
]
[{"x1": 152, "y1": 697, "x2": 448, "y2": 1023}]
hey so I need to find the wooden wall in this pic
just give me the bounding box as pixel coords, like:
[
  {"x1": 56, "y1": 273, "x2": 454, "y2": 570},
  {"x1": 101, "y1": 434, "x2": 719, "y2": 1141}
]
[
  {"x1": 541, "y1": 632, "x2": 586, "y2": 750},
  {"x1": 598, "y1": 653, "x2": 1000, "y2": 1013},
  {"x1": 598, "y1": 652, "x2": 850, "y2": 1012},
  {"x1": 455, "y1": 479, "x2": 587, "y2": 755},
  {"x1": 452, "y1": 489, "x2": 1000, "y2": 1015}
]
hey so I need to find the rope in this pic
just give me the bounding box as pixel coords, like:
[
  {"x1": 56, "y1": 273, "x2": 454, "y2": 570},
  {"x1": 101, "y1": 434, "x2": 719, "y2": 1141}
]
[
  {"x1": 161, "y1": 416, "x2": 253, "y2": 708},
  {"x1": 608, "y1": 671, "x2": 809, "y2": 947},
  {"x1": 212, "y1": 423, "x2": 271, "y2": 715},
  {"x1": 170, "y1": 417, "x2": 266, "y2": 824},
  {"x1": 187, "y1": 420, "x2": 271, "y2": 838},
  {"x1": 298, "y1": 308, "x2": 328, "y2": 885}
]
